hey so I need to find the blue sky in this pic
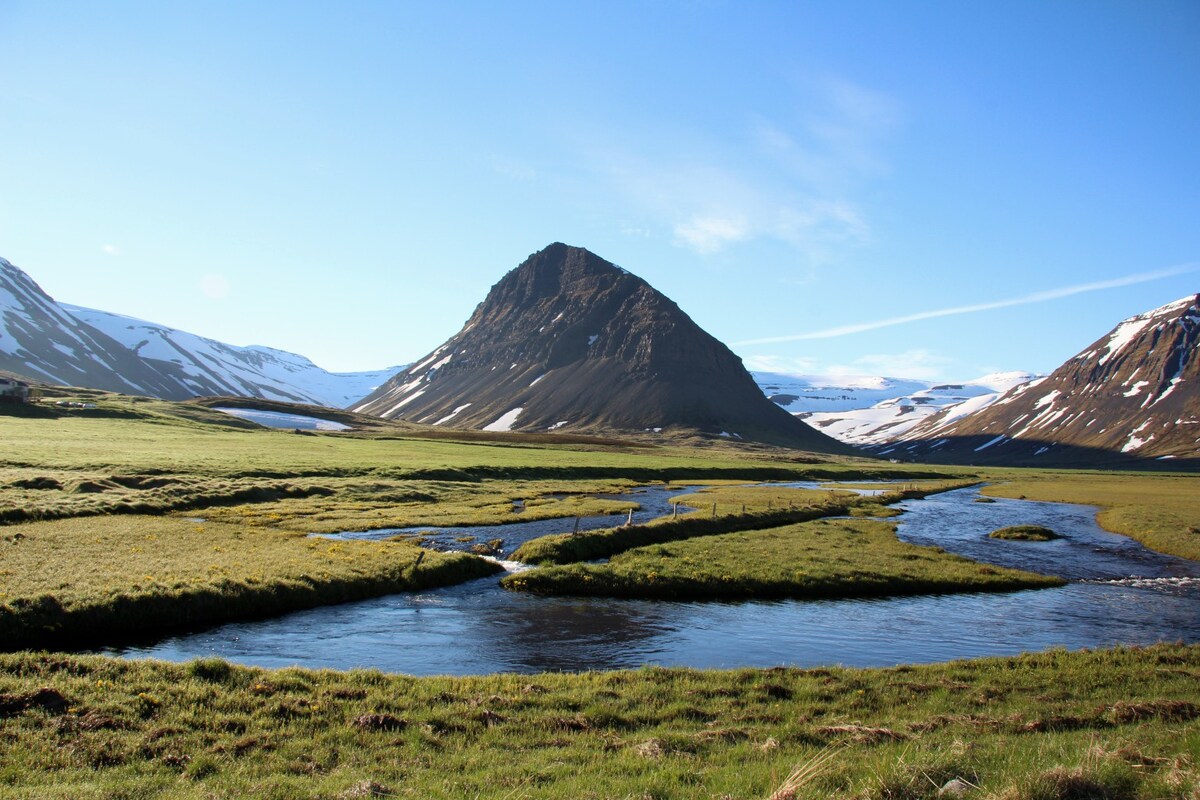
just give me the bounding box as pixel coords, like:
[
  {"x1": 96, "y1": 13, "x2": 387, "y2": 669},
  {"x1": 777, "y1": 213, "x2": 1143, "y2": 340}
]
[{"x1": 1, "y1": 1, "x2": 1197, "y2": 380}]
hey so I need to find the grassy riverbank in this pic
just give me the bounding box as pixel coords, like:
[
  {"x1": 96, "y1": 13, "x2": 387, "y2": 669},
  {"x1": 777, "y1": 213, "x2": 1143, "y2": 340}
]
[
  {"x1": 980, "y1": 472, "x2": 1200, "y2": 560},
  {"x1": 0, "y1": 515, "x2": 499, "y2": 650},
  {"x1": 503, "y1": 518, "x2": 1064, "y2": 600},
  {"x1": 1, "y1": 645, "x2": 1197, "y2": 799}
]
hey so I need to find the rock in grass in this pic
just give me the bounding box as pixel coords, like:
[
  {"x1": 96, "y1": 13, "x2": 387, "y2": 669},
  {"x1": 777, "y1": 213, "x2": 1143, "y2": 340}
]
[
  {"x1": 939, "y1": 778, "x2": 973, "y2": 797},
  {"x1": 989, "y1": 525, "x2": 1062, "y2": 541}
]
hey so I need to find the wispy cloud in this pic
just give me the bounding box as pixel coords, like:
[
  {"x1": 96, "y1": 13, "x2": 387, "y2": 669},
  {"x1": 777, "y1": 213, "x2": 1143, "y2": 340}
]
[
  {"x1": 587, "y1": 75, "x2": 897, "y2": 258},
  {"x1": 845, "y1": 348, "x2": 952, "y2": 381},
  {"x1": 100, "y1": 244, "x2": 120, "y2": 256},
  {"x1": 673, "y1": 215, "x2": 749, "y2": 253},
  {"x1": 735, "y1": 263, "x2": 1200, "y2": 345}
]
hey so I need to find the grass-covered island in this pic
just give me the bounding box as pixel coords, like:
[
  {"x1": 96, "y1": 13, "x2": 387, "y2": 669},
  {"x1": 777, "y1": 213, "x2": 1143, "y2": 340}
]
[
  {"x1": 503, "y1": 518, "x2": 1065, "y2": 600},
  {"x1": 989, "y1": 524, "x2": 1063, "y2": 541},
  {"x1": 1, "y1": 645, "x2": 1197, "y2": 798}
]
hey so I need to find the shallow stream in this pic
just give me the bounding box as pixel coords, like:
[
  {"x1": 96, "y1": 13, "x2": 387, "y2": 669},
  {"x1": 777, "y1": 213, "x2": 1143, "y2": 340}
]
[{"x1": 103, "y1": 483, "x2": 1200, "y2": 674}]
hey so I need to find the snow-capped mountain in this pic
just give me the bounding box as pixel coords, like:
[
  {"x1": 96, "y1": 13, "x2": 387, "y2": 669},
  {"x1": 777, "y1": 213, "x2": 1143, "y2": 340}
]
[
  {"x1": 63, "y1": 304, "x2": 399, "y2": 407},
  {"x1": 1, "y1": 257, "x2": 199, "y2": 397},
  {"x1": 881, "y1": 294, "x2": 1200, "y2": 465},
  {"x1": 356, "y1": 243, "x2": 852, "y2": 451},
  {"x1": 1, "y1": 256, "x2": 399, "y2": 406},
  {"x1": 764, "y1": 372, "x2": 1039, "y2": 446}
]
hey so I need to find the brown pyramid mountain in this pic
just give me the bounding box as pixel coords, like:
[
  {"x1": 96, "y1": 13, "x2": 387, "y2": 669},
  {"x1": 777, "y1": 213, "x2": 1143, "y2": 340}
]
[
  {"x1": 879, "y1": 293, "x2": 1200, "y2": 466},
  {"x1": 354, "y1": 243, "x2": 852, "y2": 451}
]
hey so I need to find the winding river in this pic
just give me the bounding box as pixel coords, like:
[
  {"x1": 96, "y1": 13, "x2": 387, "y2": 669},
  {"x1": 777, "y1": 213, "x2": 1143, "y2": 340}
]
[{"x1": 101, "y1": 484, "x2": 1200, "y2": 674}]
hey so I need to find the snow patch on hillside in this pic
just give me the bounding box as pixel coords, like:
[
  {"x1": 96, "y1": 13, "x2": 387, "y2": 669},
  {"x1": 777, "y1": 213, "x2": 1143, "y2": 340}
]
[{"x1": 483, "y1": 407, "x2": 523, "y2": 432}]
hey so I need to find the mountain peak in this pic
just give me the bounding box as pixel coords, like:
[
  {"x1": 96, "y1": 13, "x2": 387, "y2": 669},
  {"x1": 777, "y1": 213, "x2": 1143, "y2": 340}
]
[{"x1": 357, "y1": 245, "x2": 850, "y2": 450}]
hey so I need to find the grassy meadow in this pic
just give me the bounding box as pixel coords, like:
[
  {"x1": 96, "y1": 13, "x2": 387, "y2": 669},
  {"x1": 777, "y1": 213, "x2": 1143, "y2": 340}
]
[
  {"x1": 0, "y1": 645, "x2": 1197, "y2": 799},
  {"x1": 503, "y1": 518, "x2": 1064, "y2": 600},
  {"x1": 3, "y1": 393, "x2": 1200, "y2": 797}
]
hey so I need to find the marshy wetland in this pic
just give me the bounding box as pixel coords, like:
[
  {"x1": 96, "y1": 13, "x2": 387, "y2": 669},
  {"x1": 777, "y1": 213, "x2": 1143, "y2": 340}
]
[{"x1": 2, "y1": 393, "x2": 1200, "y2": 798}]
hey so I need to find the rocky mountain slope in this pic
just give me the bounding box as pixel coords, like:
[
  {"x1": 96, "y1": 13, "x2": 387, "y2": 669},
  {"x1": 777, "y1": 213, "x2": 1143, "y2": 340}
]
[
  {"x1": 880, "y1": 294, "x2": 1200, "y2": 465},
  {"x1": 355, "y1": 243, "x2": 852, "y2": 451},
  {"x1": 1, "y1": 257, "x2": 398, "y2": 406}
]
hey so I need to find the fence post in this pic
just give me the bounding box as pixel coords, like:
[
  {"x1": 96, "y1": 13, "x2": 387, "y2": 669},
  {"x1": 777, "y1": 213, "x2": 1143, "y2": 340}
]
[
  {"x1": 711, "y1": 503, "x2": 717, "y2": 518},
  {"x1": 672, "y1": 503, "x2": 678, "y2": 518},
  {"x1": 625, "y1": 508, "x2": 634, "y2": 527},
  {"x1": 572, "y1": 517, "x2": 580, "y2": 534}
]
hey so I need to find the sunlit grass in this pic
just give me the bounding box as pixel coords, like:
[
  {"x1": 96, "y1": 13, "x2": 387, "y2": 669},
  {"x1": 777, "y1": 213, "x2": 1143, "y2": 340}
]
[
  {"x1": 504, "y1": 517, "x2": 1063, "y2": 599},
  {"x1": 0, "y1": 644, "x2": 1195, "y2": 798}
]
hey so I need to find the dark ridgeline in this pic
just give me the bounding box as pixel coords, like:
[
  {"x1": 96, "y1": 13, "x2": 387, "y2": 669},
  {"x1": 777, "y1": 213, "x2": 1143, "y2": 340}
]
[
  {"x1": 356, "y1": 243, "x2": 853, "y2": 451},
  {"x1": 881, "y1": 293, "x2": 1200, "y2": 467}
]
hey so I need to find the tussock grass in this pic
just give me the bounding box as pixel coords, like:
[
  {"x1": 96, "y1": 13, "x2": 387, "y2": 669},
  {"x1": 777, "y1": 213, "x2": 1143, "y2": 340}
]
[
  {"x1": 503, "y1": 518, "x2": 1063, "y2": 600},
  {"x1": 0, "y1": 516, "x2": 499, "y2": 650},
  {"x1": 0, "y1": 644, "x2": 1196, "y2": 798},
  {"x1": 0, "y1": 468, "x2": 334, "y2": 525},
  {"x1": 980, "y1": 472, "x2": 1200, "y2": 560}
]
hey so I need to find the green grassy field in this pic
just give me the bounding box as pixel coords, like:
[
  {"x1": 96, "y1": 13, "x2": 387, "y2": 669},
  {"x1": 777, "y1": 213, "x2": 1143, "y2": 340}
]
[
  {"x1": 0, "y1": 393, "x2": 903, "y2": 482},
  {"x1": 3, "y1": 394, "x2": 1200, "y2": 798},
  {"x1": 0, "y1": 645, "x2": 1196, "y2": 799},
  {"x1": 503, "y1": 518, "x2": 1064, "y2": 600}
]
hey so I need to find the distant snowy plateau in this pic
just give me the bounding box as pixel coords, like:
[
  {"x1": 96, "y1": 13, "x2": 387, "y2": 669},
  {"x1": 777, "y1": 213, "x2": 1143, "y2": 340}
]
[{"x1": 751, "y1": 371, "x2": 1041, "y2": 446}]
